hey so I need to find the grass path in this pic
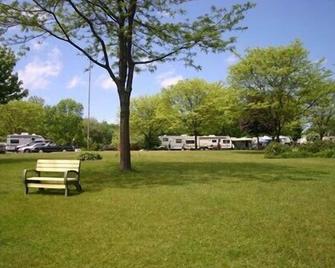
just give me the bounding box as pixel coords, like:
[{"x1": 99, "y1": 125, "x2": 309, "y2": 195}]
[{"x1": 0, "y1": 151, "x2": 334, "y2": 267}]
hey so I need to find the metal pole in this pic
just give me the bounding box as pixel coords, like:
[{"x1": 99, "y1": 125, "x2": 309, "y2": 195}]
[{"x1": 87, "y1": 60, "x2": 92, "y2": 150}]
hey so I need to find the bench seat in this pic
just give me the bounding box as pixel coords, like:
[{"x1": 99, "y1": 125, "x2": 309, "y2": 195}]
[
  {"x1": 26, "y1": 177, "x2": 79, "y2": 182},
  {"x1": 23, "y1": 159, "x2": 82, "y2": 197}
]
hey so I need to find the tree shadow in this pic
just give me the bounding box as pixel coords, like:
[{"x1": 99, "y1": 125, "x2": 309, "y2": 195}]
[{"x1": 81, "y1": 161, "x2": 327, "y2": 193}]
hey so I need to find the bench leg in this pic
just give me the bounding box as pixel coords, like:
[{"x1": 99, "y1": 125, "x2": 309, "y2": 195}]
[
  {"x1": 65, "y1": 187, "x2": 69, "y2": 197},
  {"x1": 25, "y1": 185, "x2": 29, "y2": 195},
  {"x1": 75, "y1": 182, "x2": 82, "y2": 193}
]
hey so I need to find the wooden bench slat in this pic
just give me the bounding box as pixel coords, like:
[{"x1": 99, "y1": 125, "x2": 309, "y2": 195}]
[
  {"x1": 26, "y1": 177, "x2": 79, "y2": 182},
  {"x1": 36, "y1": 168, "x2": 79, "y2": 171},
  {"x1": 27, "y1": 183, "x2": 66, "y2": 189},
  {"x1": 37, "y1": 160, "x2": 80, "y2": 164}
]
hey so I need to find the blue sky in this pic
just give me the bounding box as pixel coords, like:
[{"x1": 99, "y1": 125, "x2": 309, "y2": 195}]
[{"x1": 14, "y1": 0, "x2": 335, "y2": 123}]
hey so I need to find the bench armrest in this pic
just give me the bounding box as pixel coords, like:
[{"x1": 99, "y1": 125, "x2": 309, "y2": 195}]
[
  {"x1": 22, "y1": 169, "x2": 40, "y2": 181},
  {"x1": 63, "y1": 170, "x2": 79, "y2": 183}
]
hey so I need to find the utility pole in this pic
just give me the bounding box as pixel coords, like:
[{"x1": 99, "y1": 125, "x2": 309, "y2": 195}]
[{"x1": 87, "y1": 60, "x2": 92, "y2": 150}]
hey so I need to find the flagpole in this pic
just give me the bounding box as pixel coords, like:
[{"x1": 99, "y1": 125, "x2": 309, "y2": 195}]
[{"x1": 87, "y1": 60, "x2": 92, "y2": 150}]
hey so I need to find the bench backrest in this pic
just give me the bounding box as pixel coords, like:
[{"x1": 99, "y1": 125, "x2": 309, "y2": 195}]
[{"x1": 36, "y1": 159, "x2": 81, "y2": 173}]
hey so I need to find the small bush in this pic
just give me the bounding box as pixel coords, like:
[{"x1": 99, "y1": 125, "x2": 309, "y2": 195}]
[
  {"x1": 78, "y1": 152, "x2": 103, "y2": 161},
  {"x1": 264, "y1": 141, "x2": 335, "y2": 159},
  {"x1": 264, "y1": 142, "x2": 290, "y2": 158}
]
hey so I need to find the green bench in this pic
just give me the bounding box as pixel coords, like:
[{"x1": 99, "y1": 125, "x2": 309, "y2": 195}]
[{"x1": 23, "y1": 159, "x2": 82, "y2": 197}]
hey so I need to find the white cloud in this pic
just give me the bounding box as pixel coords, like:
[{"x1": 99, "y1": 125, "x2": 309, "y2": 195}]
[
  {"x1": 67, "y1": 75, "x2": 82, "y2": 89},
  {"x1": 31, "y1": 40, "x2": 48, "y2": 51},
  {"x1": 156, "y1": 71, "x2": 183, "y2": 88},
  {"x1": 18, "y1": 47, "x2": 62, "y2": 90},
  {"x1": 225, "y1": 54, "x2": 239, "y2": 66},
  {"x1": 97, "y1": 74, "x2": 117, "y2": 91}
]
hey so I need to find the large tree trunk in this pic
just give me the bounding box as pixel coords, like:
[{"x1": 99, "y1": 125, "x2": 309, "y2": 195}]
[{"x1": 119, "y1": 92, "x2": 131, "y2": 171}]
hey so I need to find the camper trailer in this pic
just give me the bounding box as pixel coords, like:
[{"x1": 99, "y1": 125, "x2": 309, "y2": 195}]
[
  {"x1": 159, "y1": 135, "x2": 234, "y2": 150},
  {"x1": 198, "y1": 136, "x2": 233, "y2": 150},
  {"x1": 159, "y1": 135, "x2": 194, "y2": 150},
  {"x1": 6, "y1": 133, "x2": 45, "y2": 152}
]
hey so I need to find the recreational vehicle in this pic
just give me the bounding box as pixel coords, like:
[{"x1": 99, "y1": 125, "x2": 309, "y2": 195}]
[
  {"x1": 159, "y1": 135, "x2": 193, "y2": 150},
  {"x1": 198, "y1": 136, "x2": 233, "y2": 150},
  {"x1": 159, "y1": 135, "x2": 234, "y2": 150},
  {"x1": 6, "y1": 133, "x2": 45, "y2": 152}
]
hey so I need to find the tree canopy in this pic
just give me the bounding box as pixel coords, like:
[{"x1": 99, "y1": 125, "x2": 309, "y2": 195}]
[
  {"x1": 0, "y1": 0, "x2": 254, "y2": 170},
  {"x1": 229, "y1": 40, "x2": 333, "y2": 141},
  {"x1": 0, "y1": 46, "x2": 27, "y2": 104}
]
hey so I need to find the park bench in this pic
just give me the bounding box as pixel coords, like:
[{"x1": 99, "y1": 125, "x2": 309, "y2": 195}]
[{"x1": 23, "y1": 159, "x2": 82, "y2": 197}]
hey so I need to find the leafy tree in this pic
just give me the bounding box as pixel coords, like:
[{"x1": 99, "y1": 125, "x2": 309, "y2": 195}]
[
  {"x1": 44, "y1": 99, "x2": 84, "y2": 145},
  {"x1": 0, "y1": 1, "x2": 253, "y2": 170},
  {"x1": 229, "y1": 40, "x2": 333, "y2": 141},
  {"x1": 83, "y1": 118, "x2": 115, "y2": 150},
  {"x1": 199, "y1": 86, "x2": 242, "y2": 137},
  {"x1": 163, "y1": 79, "x2": 226, "y2": 148},
  {"x1": 308, "y1": 90, "x2": 335, "y2": 140},
  {"x1": 130, "y1": 95, "x2": 169, "y2": 149},
  {"x1": 28, "y1": 96, "x2": 45, "y2": 106},
  {"x1": 239, "y1": 94, "x2": 274, "y2": 148},
  {"x1": 0, "y1": 46, "x2": 27, "y2": 104},
  {"x1": 0, "y1": 100, "x2": 45, "y2": 137}
]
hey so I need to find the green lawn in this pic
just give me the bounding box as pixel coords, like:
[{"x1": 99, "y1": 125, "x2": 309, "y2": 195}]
[{"x1": 0, "y1": 151, "x2": 334, "y2": 267}]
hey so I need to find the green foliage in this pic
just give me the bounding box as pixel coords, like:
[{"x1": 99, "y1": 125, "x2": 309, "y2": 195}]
[
  {"x1": 78, "y1": 152, "x2": 102, "y2": 161},
  {"x1": 229, "y1": 40, "x2": 333, "y2": 141},
  {"x1": 83, "y1": 118, "x2": 116, "y2": 150},
  {"x1": 44, "y1": 99, "x2": 84, "y2": 145},
  {"x1": 307, "y1": 88, "x2": 335, "y2": 139},
  {"x1": 0, "y1": 46, "x2": 28, "y2": 104},
  {"x1": 264, "y1": 142, "x2": 290, "y2": 157},
  {"x1": 0, "y1": 100, "x2": 45, "y2": 137},
  {"x1": 130, "y1": 95, "x2": 168, "y2": 149},
  {"x1": 161, "y1": 79, "x2": 242, "y2": 138},
  {"x1": 265, "y1": 141, "x2": 335, "y2": 158}
]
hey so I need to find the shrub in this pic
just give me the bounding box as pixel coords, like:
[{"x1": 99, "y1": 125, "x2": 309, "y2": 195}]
[
  {"x1": 78, "y1": 152, "x2": 102, "y2": 161},
  {"x1": 264, "y1": 141, "x2": 335, "y2": 159},
  {"x1": 264, "y1": 142, "x2": 290, "y2": 158}
]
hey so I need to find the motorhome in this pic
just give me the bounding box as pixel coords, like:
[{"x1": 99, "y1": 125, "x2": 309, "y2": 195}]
[
  {"x1": 159, "y1": 135, "x2": 191, "y2": 150},
  {"x1": 6, "y1": 133, "x2": 45, "y2": 152},
  {"x1": 159, "y1": 135, "x2": 234, "y2": 150},
  {"x1": 198, "y1": 136, "x2": 233, "y2": 149}
]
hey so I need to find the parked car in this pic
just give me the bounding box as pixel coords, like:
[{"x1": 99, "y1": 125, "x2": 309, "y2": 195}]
[
  {"x1": 18, "y1": 142, "x2": 47, "y2": 153},
  {"x1": 35, "y1": 143, "x2": 75, "y2": 153},
  {"x1": 16, "y1": 140, "x2": 47, "y2": 152}
]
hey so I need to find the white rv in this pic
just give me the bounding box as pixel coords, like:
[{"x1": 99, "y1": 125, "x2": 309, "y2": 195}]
[
  {"x1": 159, "y1": 135, "x2": 234, "y2": 150},
  {"x1": 6, "y1": 133, "x2": 45, "y2": 152},
  {"x1": 159, "y1": 135, "x2": 193, "y2": 150},
  {"x1": 198, "y1": 136, "x2": 233, "y2": 149}
]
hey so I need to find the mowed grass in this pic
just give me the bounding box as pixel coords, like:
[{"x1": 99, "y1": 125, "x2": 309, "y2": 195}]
[{"x1": 0, "y1": 151, "x2": 334, "y2": 268}]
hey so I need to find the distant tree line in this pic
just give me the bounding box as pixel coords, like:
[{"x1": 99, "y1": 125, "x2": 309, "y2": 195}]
[
  {"x1": 130, "y1": 41, "x2": 335, "y2": 149},
  {"x1": 1, "y1": 42, "x2": 334, "y2": 150},
  {"x1": 0, "y1": 97, "x2": 117, "y2": 150}
]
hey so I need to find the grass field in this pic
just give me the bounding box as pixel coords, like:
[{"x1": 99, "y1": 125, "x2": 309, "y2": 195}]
[{"x1": 0, "y1": 151, "x2": 334, "y2": 267}]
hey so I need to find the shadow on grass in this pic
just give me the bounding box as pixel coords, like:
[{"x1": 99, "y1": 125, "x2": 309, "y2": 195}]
[{"x1": 81, "y1": 161, "x2": 326, "y2": 192}]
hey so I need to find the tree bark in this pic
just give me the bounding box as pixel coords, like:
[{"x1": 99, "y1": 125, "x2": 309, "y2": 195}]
[{"x1": 119, "y1": 92, "x2": 131, "y2": 171}]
